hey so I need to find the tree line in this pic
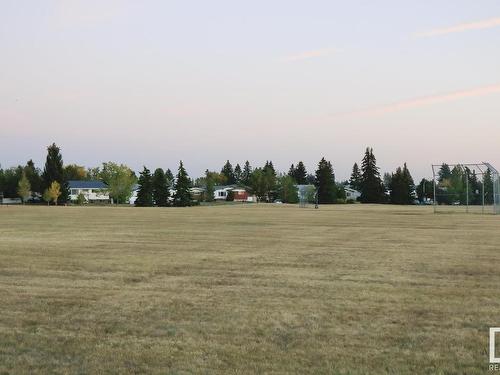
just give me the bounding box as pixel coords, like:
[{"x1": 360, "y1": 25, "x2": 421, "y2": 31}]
[
  {"x1": 421, "y1": 163, "x2": 496, "y2": 205},
  {"x1": 1, "y1": 143, "x2": 441, "y2": 206}
]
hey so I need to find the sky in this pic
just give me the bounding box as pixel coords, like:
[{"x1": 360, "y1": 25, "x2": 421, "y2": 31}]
[{"x1": 1, "y1": 0, "x2": 500, "y2": 181}]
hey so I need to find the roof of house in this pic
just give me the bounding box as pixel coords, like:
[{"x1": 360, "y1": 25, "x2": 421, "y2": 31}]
[
  {"x1": 344, "y1": 186, "x2": 360, "y2": 193},
  {"x1": 213, "y1": 185, "x2": 236, "y2": 191},
  {"x1": 68, "y1": 180, "x2": 107, "y2": 189},
  {"x1": 295, "y1": 184, "x2": 315, "y2": 192},
  {"x1": 213, "y1": 185, "x2": 248, "y2": 191}
]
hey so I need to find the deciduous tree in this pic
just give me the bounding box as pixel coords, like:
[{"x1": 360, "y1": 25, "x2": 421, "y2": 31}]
[
  {"x1": 64, "y1": 164, "x2": 87, "y2": 181},
  {"x1": 17, "y1": 172, "x2": 31, "y2": 203},
  {"x1": 47, "y1": 181, "x2": 61, "y2": 205},
  {"x1": 277, "y1": 175, "x2": 299, "y2": 203},
  {"x1": 99, "y1": 162, "x2": 136, "y2": 204}
]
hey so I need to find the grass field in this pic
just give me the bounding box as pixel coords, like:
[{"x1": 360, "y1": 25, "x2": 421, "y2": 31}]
[{"x1": 1, "y1": 204, "x2": 499, "y2": 374}]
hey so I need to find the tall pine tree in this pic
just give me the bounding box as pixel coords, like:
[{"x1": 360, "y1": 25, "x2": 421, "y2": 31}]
[
  {"x1": 315, "y1": 157, "x2": 336, "y2": 204},
  {"x1": 389, "y1": 163, "x2": 415, "y2": 205},
  {"x1": 42, "y1": 143, "x2": 69, "y2": 203},
  {"x1": 483, "y1": 168, "x2": 494, "y2": 205},
  {"x1": 360, "y1": 147, "x2": 384, "y2": 203},
  {"x1": 234, "y1": 164, "x2": 242, "y2": 184},
  {"x1": 221, "y1": 160, "x2": 236, "y2": 184},
  {"x1": 349, "y1": 163, "x2": 362, "y2": 191},
  {"x1": 135, "y1": 167, "x2": 153, "y2": 207},
  {"x1": 288, "y1": 164, "x2": 296, "y2": 180},
  {"x1": 173, "y1": 161, "x2": 192, "y2": 206},
  {"x1": 416, "y1": 178, "x2": 434, "y2": 202},
  {"x1": 24, "y1": 159, "x2": 43, "y2": 194},
  {"x1": 294, "y1": 161, "x2": 307, "y2": 184},
  {"x1": 152, "y1": 168, "x2": 170, "y2": 206},
  {"x1": 165, "y1": 168, "x2": 174, "y2": 187},
  {"x1": 263, "y1": 161, "x2": 277, "y2": 201},
  {"x1": 242, "y1": 161, "x2": 252, "y2": 186}
]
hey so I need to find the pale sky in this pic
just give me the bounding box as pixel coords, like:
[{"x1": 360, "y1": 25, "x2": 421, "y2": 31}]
[{"x1": 1, "y1": 0, "x2": 500, "y2": 181}]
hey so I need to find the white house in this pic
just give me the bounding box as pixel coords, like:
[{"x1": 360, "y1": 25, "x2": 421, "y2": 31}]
[
  {"x1": 129, "y1": 184, "x2": 139, "y2": 205},
  {"x1": 69, "y1": 180, "x2": 110, "y2": 203},
  {"x1": 213, "y1": 185, "x2": 253, "y2": 202},
  {"x1": 213, "y1": 186, "x2": 233, "y2": 201},
  {"x1": 129, "y1": 185, "x2": 176, "y2": 205},
  {"x1": 344, "y1": 186, "x2": 361, "y2": 201}
]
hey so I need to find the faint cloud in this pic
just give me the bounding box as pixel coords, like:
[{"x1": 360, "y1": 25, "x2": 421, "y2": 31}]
[
  {"x1": 332, "y1": 84, "x2": 500, "y2": 119},
  {"x1": 281, "y1": 48, "x2": 336, "y2": 62},
  {"x1": 414, "y1": 17, "x2": 500, "y2": 38}
]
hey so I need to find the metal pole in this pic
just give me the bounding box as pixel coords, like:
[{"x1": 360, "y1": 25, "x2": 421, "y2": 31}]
[
  {"x1": 433, "y1": 167, "x2": 437, "y2": 214},
  {"x1": 466, "y1": 172, "x2": 469, "y2": 213},
  {"x1": 482, "y1": 178, "x2": 485, "y2": 214}
]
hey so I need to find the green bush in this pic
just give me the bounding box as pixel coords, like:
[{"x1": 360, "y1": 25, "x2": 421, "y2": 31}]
[{"x1": 76, "y1": 193, "x2": 86, "y2": 205}]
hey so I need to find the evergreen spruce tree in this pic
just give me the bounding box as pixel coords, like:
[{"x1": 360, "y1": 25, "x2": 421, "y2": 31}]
[
  {"x1": 288, "y1": 164, "x2": 296, "y2": 180},
  {"x1": 438, "y1": 163, "x2": 452, "y2": 182},
  {"x1": 152, "y1": 168, "x2": 170, "y2": 206},
  {"x1": 484, "y1": 168, "x2": 494, "y2": 204},
  {"x1": 360, "y1": 147, "x2": 384, "y2": 203},
  {"x1": 173, "y1": 161, "x2": 192, "y2": 207},
  {"x1": 389, "y1": 163, "x2": 414, "y2": 204},
  {"x1": 264, "y1": 161, "x2": 276, "y2": 177},
  {"x1": 42, "y1": 143, "x2": 69, "y2": 203},
  {"x1": 416, "y1": 178, "x2": 434, "y2": 202},
  {"x1": 262, "y1": 161, "x2": 277, "y2": 201},
  {"x1": 450, "y1": 166, "x2": 465, "y2": 204},
  {"x1": 306, "y1": 174, "x2": 316, "y2": 185},
  {"x1": 315, "y1": 157, "x2": 336, "y2": 204},
  {"x1": 402, "y1": 163, "x2": 415, "y2": 203},
  {"x1": 24, "y1": 159, "x2": 43, "y2": 194},
  {"x1": 436, "y1": 163, "x2": 453, "y2": 205},
  {"x1": 165, "y1": 169, "x2": 174, "y2": 187},
  {"x1": 294, "y1": 161, "x2": 307, "y2": 184},
  {"x1": 135, "y1": 167, "x2": 153, "y2": 207},
  {"x1": 234, "y1": 164, "x2": 242, "y2": 184},
  {"x1": 242, "y1": 161, "x2": 252, "y2": 186},
  {"x1": 205, "y1": 169, "x2": 215, "y2": 202},
  {"x1": 221, "y1": 160, "x2": 236, "y2": 185},
  {"x1": 349, "y1": 163, "x2": 362, "y2": 191},
  {"x1": 389, "y1": 168, "x2": 403, "y2": 204},
  {"x1": 466, "y1": 168, "x2": 480, "y2": 205}
]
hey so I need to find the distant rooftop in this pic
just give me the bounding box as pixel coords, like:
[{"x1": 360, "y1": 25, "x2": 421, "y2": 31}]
[{"x1": 68, "y1": 180, "x2": 107, "y2": 189}]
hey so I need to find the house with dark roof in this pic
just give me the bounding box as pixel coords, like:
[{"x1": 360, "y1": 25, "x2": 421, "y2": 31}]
[{"x1": 68, "y1": 180, "x2": 110, "y2": 203}]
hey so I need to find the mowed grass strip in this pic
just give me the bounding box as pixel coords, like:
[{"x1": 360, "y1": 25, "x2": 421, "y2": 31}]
[{"x1": 0, "y1": 204, "x2": 499, "y2": 374}]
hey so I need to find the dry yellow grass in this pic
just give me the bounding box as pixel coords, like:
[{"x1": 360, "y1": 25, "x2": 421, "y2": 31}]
[{"x1": 0, "y1": 204, "x2": 499, "y2": 374}]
